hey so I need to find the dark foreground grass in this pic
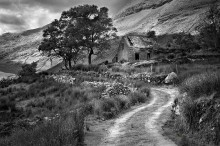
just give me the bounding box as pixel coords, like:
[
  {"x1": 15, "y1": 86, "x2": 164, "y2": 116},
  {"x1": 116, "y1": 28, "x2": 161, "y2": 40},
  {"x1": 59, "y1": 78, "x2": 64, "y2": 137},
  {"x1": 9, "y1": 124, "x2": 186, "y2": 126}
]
[
  {"x1": 174, "y1": 71, "x2": 220, "y2": 146},
  {"x1": 0, "y1": 112, "x2": 85, "y2": 146},
  {"x1": 179, "y1": 71, "x2": 220, "y2": 100},
  {"x1": 0, "y1": 73, "x2": 151, "y2": 145}
]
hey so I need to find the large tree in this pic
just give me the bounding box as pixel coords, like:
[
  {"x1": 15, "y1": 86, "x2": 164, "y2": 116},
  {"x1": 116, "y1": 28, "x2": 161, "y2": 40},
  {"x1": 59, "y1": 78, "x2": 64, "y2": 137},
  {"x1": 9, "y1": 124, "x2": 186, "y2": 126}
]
[
  {"x1": 39, "y1": 5, "x2": 117, "y2": 67},
  {"x1": 67, "y1": 5, "x2": 117, "y2": 64},
  {"x1": 199, "y1": 3, "x2": 220, "y2": 50},
  {"x1": 39, "y1": 19, "x2": 83, "y2": 69}
]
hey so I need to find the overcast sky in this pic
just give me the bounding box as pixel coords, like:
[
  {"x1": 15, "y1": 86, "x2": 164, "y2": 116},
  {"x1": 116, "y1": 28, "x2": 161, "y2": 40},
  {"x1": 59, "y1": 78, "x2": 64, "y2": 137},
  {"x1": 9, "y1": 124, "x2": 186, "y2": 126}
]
[{"x1": 0, "y1": 0, "x2": 131, "y2": 34}]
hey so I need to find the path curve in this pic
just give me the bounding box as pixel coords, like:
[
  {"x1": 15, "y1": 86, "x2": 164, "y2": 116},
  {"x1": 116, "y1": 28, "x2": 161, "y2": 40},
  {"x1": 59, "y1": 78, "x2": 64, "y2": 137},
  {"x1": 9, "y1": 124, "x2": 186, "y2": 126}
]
[{"x1": 99, "y1": 87, "x2": 178, "y2": 146}]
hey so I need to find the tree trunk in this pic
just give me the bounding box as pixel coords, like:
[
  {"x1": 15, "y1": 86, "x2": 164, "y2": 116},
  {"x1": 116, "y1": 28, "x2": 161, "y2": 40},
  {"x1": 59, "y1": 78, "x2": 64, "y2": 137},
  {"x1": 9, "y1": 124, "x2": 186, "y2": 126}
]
[
  {"x1": 64, "y1": 59, "x2": 69, "y2": 70},
  {"x1": 88, "y1": 48, "x2": 94, "y2": 65},
  {"x1": 68, "y1": 58, "x2": 72, "y2": 69}
]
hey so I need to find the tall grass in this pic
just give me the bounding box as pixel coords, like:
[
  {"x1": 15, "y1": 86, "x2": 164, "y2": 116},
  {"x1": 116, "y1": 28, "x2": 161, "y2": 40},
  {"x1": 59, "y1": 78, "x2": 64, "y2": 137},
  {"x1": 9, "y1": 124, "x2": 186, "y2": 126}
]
[
  {"x1": 90, "y1": 88, "x2": 151, "y2": 119},
  {"x1": 176, "y1": 71, "x2": 220, "y2": 145},
  {"x1": 179, "y1": 71, "x2": 220, "y2": 100},
  {"x1": 0, "y1": 112, "x2": 85, "y2": 146}
]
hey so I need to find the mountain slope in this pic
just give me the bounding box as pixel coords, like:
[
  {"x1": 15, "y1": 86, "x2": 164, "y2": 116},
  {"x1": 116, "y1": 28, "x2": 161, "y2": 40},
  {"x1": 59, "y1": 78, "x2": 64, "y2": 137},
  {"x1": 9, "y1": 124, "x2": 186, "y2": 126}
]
[
  {"x1": 114, "y1": 0, "x2": 220, "y2": 35},
  {"x1": 0, "y1": 25, "x2": 62, "y2": 74},
  {"x1": 0, "y1": 0, "x2": 219, "y2": 75}
]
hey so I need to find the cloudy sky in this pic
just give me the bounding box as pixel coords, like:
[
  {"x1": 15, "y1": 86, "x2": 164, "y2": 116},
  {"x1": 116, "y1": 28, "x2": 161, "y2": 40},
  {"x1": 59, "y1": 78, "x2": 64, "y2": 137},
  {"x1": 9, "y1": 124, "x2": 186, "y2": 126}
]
[{"x1": 0, "y1": 0, "x2": 131, "y2": 34}]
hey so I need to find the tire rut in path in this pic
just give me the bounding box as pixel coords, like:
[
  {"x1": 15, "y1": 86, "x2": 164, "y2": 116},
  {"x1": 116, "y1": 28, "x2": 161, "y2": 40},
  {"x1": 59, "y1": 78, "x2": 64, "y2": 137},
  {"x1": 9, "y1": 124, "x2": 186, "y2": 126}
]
[{"x1": 100, "y1": 88, "x2": 178, "y2": 146}]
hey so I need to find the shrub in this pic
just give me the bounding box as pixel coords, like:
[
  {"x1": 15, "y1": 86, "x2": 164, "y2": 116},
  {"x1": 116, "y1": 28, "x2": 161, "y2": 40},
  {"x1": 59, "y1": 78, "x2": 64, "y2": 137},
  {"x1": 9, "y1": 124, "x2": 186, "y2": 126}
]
[
  {"x1": 90, "y1": 94, "x2": 133, "y2": 119},
  {"x1": 18, "y1": 62, "x2": 37, "y2": 77},
  {"x1": 176, "y1": 71, "x2": 220, "y2": 146},
  {"x1": 0, "y1": 97, "x2": 16, "y2": 111},
  {"x1": 133, "y1": 81, "x2": 149, "y2": 88},
  {"x1": 114, "y1": 95, "x2": 131, "y2": 110},
  {"x1": 71, "y1": 64, "x2": 100, "y2": 72},
  {"x1": 0, "y1": 112, "x2": 85, "y2": 146},
  {"x1": 179, "y1": 71, "x2": 220, "y2": 100},
  {"x1": 139, "y1": 87, "x2": 151, "y2": 97},
  {"x1": 111, "y1": 66, "x2": 121, "y2": 72},
  {"x1": 167, "y1": 54, "x2": 176, "y2": 60},
  {"x1": 120, "y1": 59, "x2": 128, "y2": 64},
  {"x1": 176, "y1": 70, "x2": 200, "y2": 85},
  {"x1": 0, "y1": 78, "x2": 17, "y2": 88},
  {"x1": 99, "y1": 64, "x2": 108, "y2": 72},
  {"x1": 128, "y1": 92, "x2": 148, "y2": 105}
]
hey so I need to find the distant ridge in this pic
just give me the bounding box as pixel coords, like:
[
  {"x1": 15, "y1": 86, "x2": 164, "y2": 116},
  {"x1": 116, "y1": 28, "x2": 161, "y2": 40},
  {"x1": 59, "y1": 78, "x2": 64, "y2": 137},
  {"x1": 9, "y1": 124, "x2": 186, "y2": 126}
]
[{"x1": 114, "y1": 0, "x2": 220, "y2": 35}]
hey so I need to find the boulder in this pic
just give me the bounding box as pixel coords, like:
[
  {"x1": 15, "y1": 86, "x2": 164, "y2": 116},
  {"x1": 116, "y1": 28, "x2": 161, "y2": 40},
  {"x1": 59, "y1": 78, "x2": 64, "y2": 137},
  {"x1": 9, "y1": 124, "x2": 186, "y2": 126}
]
[{"x1": 165, "y1": 72, "x2": 178, "y2": 84}]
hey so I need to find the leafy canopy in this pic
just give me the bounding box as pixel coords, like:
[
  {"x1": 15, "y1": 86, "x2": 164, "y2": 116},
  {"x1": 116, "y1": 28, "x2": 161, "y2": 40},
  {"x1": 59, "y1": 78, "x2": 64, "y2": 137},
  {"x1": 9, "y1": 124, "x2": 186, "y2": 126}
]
[{"x1": 39, "y1": 5, "x2": 117, "y2": 67}]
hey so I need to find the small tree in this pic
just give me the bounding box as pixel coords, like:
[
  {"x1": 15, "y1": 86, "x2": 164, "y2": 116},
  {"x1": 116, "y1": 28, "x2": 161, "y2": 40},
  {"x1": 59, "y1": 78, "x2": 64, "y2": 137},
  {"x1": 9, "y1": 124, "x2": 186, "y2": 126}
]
[
  {"x1": 199, "y1": 3, "x2": 220, "y2": 50},
  {"x1": 147, "y1": 31, "x2": 156, "y2": 38},
  {"x1": 167, "y1": 33, "x2": 200, "y2": 53},
  {"x1": 19, "y1": 62, "x2": 37, "y2": 77}
]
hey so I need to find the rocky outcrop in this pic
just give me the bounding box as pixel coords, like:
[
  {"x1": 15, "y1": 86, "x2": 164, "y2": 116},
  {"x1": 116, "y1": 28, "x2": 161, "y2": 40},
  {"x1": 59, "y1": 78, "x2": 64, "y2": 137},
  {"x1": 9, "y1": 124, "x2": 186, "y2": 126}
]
[{"x1": 114, "y1": 0, "x2": 220, "y2": 35}]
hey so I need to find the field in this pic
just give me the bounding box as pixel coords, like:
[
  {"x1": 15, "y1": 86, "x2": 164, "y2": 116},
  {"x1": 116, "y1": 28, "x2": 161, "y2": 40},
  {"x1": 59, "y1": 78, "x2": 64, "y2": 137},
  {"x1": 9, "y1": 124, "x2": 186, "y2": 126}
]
[
  {"x1": 162, "y1": 60, "x2": 220, "y2": 146},
  {"x1": 0, "y1": 57, "x2": 220, "y2": 146},
  {"x1": 0, "y1": 62, "x2": 153, "y2": 145}
]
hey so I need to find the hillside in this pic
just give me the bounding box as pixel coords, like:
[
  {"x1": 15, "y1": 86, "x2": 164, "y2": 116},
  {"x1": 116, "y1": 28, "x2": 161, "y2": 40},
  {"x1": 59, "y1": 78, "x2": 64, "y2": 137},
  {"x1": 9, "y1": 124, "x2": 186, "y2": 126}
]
[
  {"x1": 0, "y1": 25, "x2": 62, "y2": 75},
  {"x1": 0, "y1": 0, "x2": 219, "y2": 76},
  {"x1": 114, "y1": 0, "x2": 220, "y2": 35}
]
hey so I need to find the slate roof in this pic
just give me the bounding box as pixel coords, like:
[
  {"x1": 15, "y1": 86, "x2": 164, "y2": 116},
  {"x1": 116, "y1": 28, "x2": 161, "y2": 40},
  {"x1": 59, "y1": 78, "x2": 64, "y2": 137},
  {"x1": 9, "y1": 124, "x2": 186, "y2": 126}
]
[{"x1": 126, "y1": 35, "x2": 155, "y2": 48}]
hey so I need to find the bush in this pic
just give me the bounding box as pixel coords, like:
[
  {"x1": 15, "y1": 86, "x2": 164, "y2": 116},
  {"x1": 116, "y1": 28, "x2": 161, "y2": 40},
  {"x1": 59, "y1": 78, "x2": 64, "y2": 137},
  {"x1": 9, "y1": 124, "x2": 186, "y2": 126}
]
[
  {"x1": 176, "y1": 71, "x2": 220, "y2": 146},
  {"x1": 120, "y1": 59, "x2": 128, "y2": 64},
  {"x1": 0, "y1": 112, "x2": 85, "y2": 146},
  {"x1": 128, "y1": 92, "x2": 148, "y2": 105},
  {"x1": 71, "y1": 64, "x2": 100, "y2": 72},
  {"x1": 0, "y1": 97, "x2": 16, "y2": 111},
  {"x1": 111, "y1": 66, "x2": 121, "y2": 72},
  {"x1": 0, "y1": 78, "x2": 17, "y2": 88},
  {"x1": 114, "y1": 95, "x2": 131, "y2": 110},
  {"x1": 133, "y1": 81, "x2": 149, "y2": 88},
  {"x1": 176, "y1": 70, "x2": 200, "y2": 85},
  {"x1": 18, "y1": 62, "x2": 37, "y2": 77},
  {"x1": 167, "y1": 53, "x2": 176, "y2": 60},
  {"x1": 179, "y1": 71, "x2": 220, "y2": 100}
]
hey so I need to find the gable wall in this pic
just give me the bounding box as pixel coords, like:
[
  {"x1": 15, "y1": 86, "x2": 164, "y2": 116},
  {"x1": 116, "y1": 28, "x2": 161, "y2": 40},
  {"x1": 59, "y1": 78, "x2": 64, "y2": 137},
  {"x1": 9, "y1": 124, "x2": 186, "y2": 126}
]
[{"x1": 114, "y1": 37, "x2": 157, "y2": 62}]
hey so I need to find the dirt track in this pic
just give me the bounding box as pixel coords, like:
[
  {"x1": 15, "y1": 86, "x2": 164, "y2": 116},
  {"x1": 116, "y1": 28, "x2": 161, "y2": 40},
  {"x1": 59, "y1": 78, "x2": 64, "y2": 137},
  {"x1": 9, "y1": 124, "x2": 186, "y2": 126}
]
[{"x1": 98, "y1": 88, "x2": 178, "y2": 146}]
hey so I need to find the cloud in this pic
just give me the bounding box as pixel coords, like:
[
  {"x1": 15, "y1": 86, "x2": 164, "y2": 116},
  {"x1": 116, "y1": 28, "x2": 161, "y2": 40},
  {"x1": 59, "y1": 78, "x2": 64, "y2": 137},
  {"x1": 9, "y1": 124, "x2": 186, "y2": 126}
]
[
  {"x1": 0, "y1": 0, "x2": 130, "y2": 34},
  {"x1": 0, "y1": 14, "x2": 25, "y2": 25}
]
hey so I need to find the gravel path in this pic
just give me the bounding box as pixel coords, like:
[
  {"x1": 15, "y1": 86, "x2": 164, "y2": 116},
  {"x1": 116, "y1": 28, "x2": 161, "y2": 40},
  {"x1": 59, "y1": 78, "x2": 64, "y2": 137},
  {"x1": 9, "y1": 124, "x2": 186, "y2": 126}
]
[{"x1": 99, "y1": 88, "x2": 178, "y2": 146}]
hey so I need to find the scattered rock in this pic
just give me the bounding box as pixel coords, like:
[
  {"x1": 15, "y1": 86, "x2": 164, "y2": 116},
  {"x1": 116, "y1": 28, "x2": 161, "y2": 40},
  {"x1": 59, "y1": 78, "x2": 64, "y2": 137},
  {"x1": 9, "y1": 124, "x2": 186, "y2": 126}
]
[{"x1": 165, "y1": 72, "x2": 178, "y2": 84}]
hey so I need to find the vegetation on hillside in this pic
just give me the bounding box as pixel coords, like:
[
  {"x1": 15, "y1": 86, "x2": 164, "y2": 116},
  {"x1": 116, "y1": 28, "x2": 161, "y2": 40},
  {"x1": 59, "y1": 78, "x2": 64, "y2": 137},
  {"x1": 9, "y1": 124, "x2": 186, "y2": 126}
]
[
  {"x1": 199, "y1": 4, "x2": 220, "y2": 50},
  {"x1": 0, "y1": 62, "x2": 153, "y2": 145},
  {"x1": 169, "y1": 71, "x2": 220, "y2": 146}
]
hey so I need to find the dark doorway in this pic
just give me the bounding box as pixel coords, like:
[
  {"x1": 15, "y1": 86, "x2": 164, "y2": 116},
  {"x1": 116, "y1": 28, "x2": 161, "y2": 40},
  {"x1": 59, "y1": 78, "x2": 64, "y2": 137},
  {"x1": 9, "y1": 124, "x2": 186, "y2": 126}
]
[
  {"x1": 135, "y1": 53, "x2": 140, "y2": 60},
  {"x1": 147, "y1": 53, "x2": 151, "y2": 60},
  {"x1": 115, "y1": 56, "x2": 118, "y2": 62}
]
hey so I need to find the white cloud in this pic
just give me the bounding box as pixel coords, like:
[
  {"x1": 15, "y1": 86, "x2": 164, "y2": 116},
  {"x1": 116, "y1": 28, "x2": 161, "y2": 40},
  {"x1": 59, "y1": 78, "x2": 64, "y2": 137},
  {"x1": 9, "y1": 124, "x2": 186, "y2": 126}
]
[
  {"x1": 0, "y1": 4, "x2": 59, "y2": 34},
  {"x1": 0, "y1": 0, "x2": 129, "y2": 34}
]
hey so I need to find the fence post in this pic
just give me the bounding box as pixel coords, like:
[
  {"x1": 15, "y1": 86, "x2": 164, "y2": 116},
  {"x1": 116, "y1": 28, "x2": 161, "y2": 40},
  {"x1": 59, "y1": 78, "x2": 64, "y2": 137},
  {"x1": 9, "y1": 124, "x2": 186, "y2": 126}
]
[
  {"x1": 176, "y1": 63, "x2": 178, "y2": 74},
  {"x1": 151, "y1": 64, "x2": 153, "y2": 73}
]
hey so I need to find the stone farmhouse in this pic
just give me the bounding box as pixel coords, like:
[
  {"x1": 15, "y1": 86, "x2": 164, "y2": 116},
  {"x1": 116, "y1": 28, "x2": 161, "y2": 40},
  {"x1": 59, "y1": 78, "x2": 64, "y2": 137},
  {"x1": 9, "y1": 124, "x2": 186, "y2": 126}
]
[
  {"x1": 112, "y1": 34, "x2": 156, "y2": 63},
  {"x1": 93, "y1": 34, "x2": 156, "y2": 64}
]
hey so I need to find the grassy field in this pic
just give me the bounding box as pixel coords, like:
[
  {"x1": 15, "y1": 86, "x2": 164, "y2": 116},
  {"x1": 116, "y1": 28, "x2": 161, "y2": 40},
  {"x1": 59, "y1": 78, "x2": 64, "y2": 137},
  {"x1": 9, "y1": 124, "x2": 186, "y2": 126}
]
[
  {"x1": 0, "y1": 63, "x2": 153, "y2": 146},
  {"x1": 0, "y1": 58, "x2": 220, "y2": 145}
]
